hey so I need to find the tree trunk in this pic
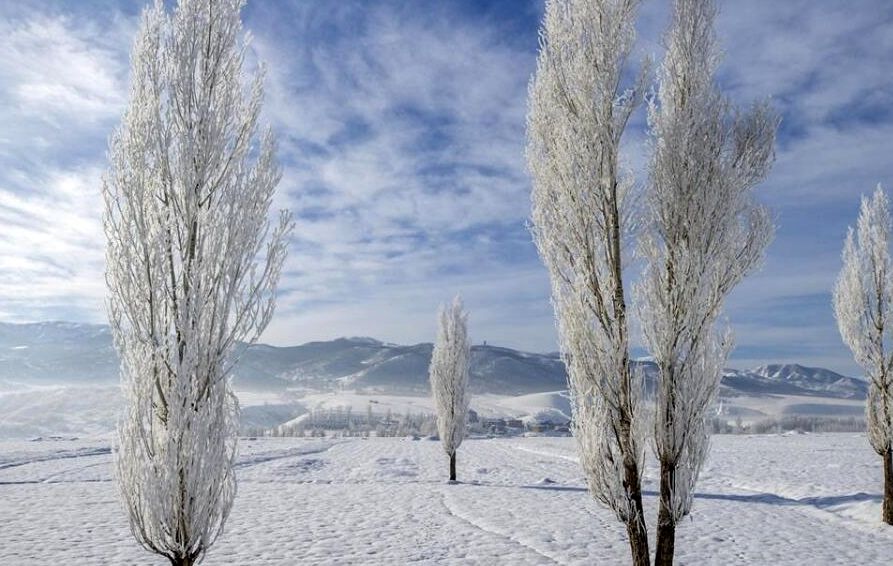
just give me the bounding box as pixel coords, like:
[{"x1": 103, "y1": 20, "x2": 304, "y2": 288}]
[
  {"x1": 625, "y1": 509, "x2": 650, "y2": 566},
  {"x1": 450, "y1": 451, "x2": 457, "y2": 481},
  {"x1": 655, "y1": 461, "x2": 676, "y2": 566},
  {"x1": 622, "y1": 457, "x2": 650, "y2": 566},
  {"x1": 884, "y1": 450, "x2": 893, "y2": 525},
  {"x1": 169, "y1": 556, "x2": 195, "y2": 566}
]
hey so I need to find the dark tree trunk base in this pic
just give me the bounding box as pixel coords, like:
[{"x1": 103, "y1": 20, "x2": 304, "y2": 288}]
[
  {"x1": 450, "y1": 451, "x2": 457, "y2": 481},
  {"x1": 655, "y1": 521, "x2": 675, "y2": 566},
  {"x1": 625, "y1": 515, "x2": 650, "y2": 566},
  {"x1": 623, "y1": 458, "x2": 650, "y2": 566},
  {"x1": 884, "y1": 450, "x2": 893, "y2": 525},
  {"x1": 655, "y1": 460, "x2": 677, "y2": 566}
]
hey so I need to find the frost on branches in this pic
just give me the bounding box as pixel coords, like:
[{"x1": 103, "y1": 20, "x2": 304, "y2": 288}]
[
  {"x1": 429, "y1": 296, "x2": 471, "y2": 482},
  {"x1": 526, "y1": 1, "x2": 651, "y2": 564},
  {"x1": 102, "y1": 0, "x2": 293, "y2": 564},
  {"x1": 639, "y1": 0, "x2": 778, "y2": 562},
  {"x1": 833, "y1": 186, "x2": 893, "y2": 525}
]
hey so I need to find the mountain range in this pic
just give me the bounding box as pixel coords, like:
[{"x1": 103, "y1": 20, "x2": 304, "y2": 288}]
[{"x1": 0, "y1": 321, "x2": 867, "y2": 400}]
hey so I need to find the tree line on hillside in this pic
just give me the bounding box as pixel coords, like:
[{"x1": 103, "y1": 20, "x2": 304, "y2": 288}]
[{"x1": 242, "y1": 408, "x2": 868, "y2": 439}]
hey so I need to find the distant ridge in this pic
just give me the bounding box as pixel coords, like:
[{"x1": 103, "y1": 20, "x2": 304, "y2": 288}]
[{"x1": 0, "y1": 321, "x2": 866, "y2": 399}]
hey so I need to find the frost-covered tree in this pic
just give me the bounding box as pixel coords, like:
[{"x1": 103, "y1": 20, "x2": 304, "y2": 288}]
[
  {"x1": 527, "y1": 0, "x2": 650, "y2": 563},
  {"x1": 429, "y1": 296, "x2": 471, "y2": 482},
  {"x1": 833, "y1": 186, "x2": 893, "y2": 525},
  {"x1": 638, "y1": 0, "x2": 778, "y2": 563},
  {"x1": 102, "y1": 0, "x2": 292, "y2": 564}
]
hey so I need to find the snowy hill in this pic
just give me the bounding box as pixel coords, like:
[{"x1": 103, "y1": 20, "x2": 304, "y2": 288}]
[
  {"x1": 717, "y1": 363, "x2": 866, "y2": 400},
  {"x1": 0, "y1": 323, "x2": 568, "y2": 395},
  {"x1": 0, "y1": 321, "x2": 865, "y2": 399},
  {"x1": 232, "y1": 338, "x2": 569, "y2": 395},
  {"x1": 0, "y1": 322, "x2": 118, "y2": 388}
]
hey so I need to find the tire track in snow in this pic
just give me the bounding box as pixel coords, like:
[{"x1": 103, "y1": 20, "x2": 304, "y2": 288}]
[
  {"x1": 0, "y1": 447, "x2": 113, "y2": 485},
  {"x1": 464, "y1": 440, "x2": 582, "y2": 488},
  {"x1": 40, "y1": 460, "x2": 111, "y2": 484},
  {"x1": 511, "y1": 443, "x2": 579, "y2": 463},
  {"x1": 439, "y1": 487, "x2": 562, "y2": 565},
  {"x1": 233, "y1": 441, "x2": 338, "y2": 470},
  {"x1": 0, "y1": 446, "x2": 111, "y2": 470},
  {"x1": 0, "y1": 442, "x2": 338, "y2": 485}
]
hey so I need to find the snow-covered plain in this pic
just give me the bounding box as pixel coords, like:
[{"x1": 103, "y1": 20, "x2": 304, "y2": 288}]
[
  {"x1": 0, "y1": 386, "x2": 577, "y2": 439},
  {"x1": 1, "y1": 433, "x2": 892, "y2": 564}
]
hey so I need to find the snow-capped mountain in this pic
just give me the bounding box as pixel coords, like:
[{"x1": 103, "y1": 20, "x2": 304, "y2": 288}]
[
  {"x1": 0, "y1": 321, "x2": 865, "y2": 399},
  {"x1": 720, "y1": 363, "x2": 866, "y2": 400}
]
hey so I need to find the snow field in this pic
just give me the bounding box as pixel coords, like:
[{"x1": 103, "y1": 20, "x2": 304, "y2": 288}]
[{"x1": 1, "y1": 434, "x2": 893, "y2": 564}]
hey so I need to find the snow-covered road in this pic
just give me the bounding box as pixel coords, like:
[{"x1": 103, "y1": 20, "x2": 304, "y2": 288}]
[{"x1": 1, "y1": 434, "x2": 891, "y2": 564}]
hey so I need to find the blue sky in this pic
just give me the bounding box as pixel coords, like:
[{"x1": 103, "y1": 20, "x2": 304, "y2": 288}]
[{"x1": 0, "y1": 0, "x2": 891, "y2": 376}]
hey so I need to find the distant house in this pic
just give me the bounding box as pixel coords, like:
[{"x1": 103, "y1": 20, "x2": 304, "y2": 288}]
[
  {"x1": 505, "y1": 418, "x2": 524, "y2": 429},
  {"x1": 526, "y1": 418, "x2": 572, "y2": 434},
  {"x1": 481, "y1": 418, "x2": 507, "y2": 434},
  {"x1": 467, "y1": 409, "x2": 479, "y2": 424}
]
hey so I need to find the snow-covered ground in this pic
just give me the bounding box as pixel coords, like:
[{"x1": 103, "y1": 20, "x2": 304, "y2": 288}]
[
  {"x1": 724, "y1": 393, "x2": 865, "y2": 421},
  {"x1": 0, "y1": 385, "x2": 122, "y2": 439},
  {"x1": 7, "y1": 380, "x2": 866, "y2": 440},
  {"x1": 1, "y1": 433, "x2": 892, "y2": 564},
  {"x1": 289, "y1": 390, "x2": 572, "y2": 426},
  {"x1": 0, "y1": 385, "x2": 306, "y2": 439},
  {"x1": 0, "y1": 386, "x2": 576, "y2": 439}
]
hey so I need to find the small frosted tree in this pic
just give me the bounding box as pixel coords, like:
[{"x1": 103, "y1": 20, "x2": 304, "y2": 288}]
[
  {"x1": 429, "y1": 296, "x2": 471, "y2": 482},
  {"x1": 527, "y1": 0, "x2": 650, "y2": 564},
  {"x1": 638, "y1": 0, "x2": 778, "y2": 563},
  {"x1": 103, "y1": 0, "x2": 292, "y2": 564},
  {"x1": 833, "y1": 186, "x2": 893, "y2": 525}
]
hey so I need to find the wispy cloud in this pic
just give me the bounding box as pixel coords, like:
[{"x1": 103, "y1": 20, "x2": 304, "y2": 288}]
[
  {"x1": 0, "y1": 5, "x2": 133, "y2": 322},
  {"x1": 1, "y1": 0, "x2": 892, "y2": 376},
  {"x1": 245, "y1": 1, "x2": 550, "y2": 348}
]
